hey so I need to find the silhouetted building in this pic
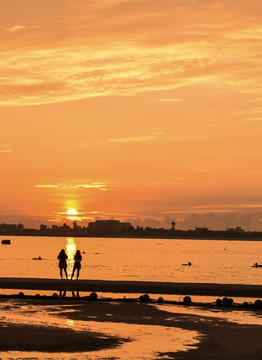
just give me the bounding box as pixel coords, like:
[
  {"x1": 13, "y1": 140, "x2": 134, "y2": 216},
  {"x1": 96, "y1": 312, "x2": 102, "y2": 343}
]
[
  {"x1": 88, "y1": 220, "x2": 133, "y2": 235},
  {"x1": 195, "y1": 227, "x2": 208, "y2": 232},
  {"x1": 17, "y1": 223, "x2": 24, "y2": 231},
  {"x1": 61, "y1": 223, "x2": 70, "y2": 231},
  {"x1": 227, "y1": 226, "x2": 244, "y2": 233},
  {"x1": 0, "y1": 223, "x2": 24, "y2": 234}
]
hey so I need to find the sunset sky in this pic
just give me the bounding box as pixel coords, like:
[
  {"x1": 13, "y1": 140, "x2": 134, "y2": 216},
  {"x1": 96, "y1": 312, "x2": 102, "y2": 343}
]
[{"x1": 1, "y1": 0, "x2": 262, "y2": 230}]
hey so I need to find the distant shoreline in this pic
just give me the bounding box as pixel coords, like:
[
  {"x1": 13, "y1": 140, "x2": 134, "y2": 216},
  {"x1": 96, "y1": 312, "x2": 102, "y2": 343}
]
[{"x1": 1, "y1": 233, "x2": 262, "y2": 241}]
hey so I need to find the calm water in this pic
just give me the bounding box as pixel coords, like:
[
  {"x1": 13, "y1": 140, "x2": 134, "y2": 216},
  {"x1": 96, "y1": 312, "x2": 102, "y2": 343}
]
[{"x1": 1, "y1": 236, "x2": 262, "y2": 285}]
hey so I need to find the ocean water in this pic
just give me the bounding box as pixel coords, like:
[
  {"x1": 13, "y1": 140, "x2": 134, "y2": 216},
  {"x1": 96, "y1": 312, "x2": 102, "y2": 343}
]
[
  {"x1": 1, "y1": 236, "x2": 262, "y2": 360},
  {"x1": 0, "y1": 236, "x2": 262, "y2": 285}
]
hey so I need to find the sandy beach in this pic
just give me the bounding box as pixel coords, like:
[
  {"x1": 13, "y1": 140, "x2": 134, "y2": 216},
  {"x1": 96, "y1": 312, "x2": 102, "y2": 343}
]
[{"x1": 0, "y1": 296, "x2": 262, "y2": 359}]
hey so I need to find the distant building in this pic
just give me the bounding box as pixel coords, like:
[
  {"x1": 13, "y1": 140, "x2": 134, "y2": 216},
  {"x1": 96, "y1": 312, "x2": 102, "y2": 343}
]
[
  {"x1": 17, "y1": 223, "x2": 24, "y2": 231},
  {"x1": 227, "y1": 226, "x2": 244, "y2": 233},
  {"x1": 0, "y1": 223, "x2": 24, "y2": 234},
  {"x1": 195, "y1": 227, "x2": 209, "y2": 232},
  {"x1": 61, "y1": 223, "x2": 70, "y2": 231},
  {"x1": 88, "y1": 220, "x2": 133, "y2": 235},
  {"x1": 171, "y1": 221, "x2": 176, "y2": 230}
]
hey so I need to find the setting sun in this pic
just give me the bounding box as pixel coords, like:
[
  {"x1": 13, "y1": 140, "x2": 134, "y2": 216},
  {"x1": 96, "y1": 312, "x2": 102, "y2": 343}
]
[{"x1": 67, "y1": 209, "x2": 78, "y2": 216}]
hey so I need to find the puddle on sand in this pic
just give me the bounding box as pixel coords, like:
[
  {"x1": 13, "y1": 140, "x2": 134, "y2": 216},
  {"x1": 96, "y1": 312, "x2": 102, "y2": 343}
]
[
  {"x1": 155, "y1": 303, "x2": 262, "y2": 326},
  {"x1": 0, "y1": 300, "x2": 200, "y2": 360}
]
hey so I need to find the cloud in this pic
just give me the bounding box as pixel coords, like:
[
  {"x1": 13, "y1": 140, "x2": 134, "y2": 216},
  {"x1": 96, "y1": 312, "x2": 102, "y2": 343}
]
[
  {"x1": 182, "y1": 212, "x2": 255, "y2": 231},
  {"x1": 35, "y1": 184, "x2": 59, "y2": 188},
  {"x1": 109, "y1": 131, "x2": 164, "y2": 143},
  {"x1": 4, "y1": 24, "x2": 42, "y2": 33},
  {"x1": 5, "y1": 25, "x2": 28, "y2": 33},
  {"x1": 124, "y1": 210, "x2": 262, "y2": 231},
  {"x1": 0, "y1": 1, "x2": 261, "y2": 107},
  {"x1": 206, "y1": 123, "x2": 223, "y2": 127},
  {"x1": 242, "y1": 117, "x2": 262, "y2": 123},
  {"x1": 0, "y1": 144, "x2": 13, "y2": 153},
  {"x1": 35, "y1": 182, "x2": 108, "y2": 190}
]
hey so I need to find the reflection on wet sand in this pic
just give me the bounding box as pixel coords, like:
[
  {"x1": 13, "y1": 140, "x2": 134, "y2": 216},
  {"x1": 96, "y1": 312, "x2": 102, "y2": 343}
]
[
  {"x1": 156, "y1": 303, "x2": 262, "y2": 326},
  {"x1": 2, "y1": 298, "x2": 262, "y2": 360},
  {"x1": 0, "y1": 299, "x2": 200, "y2": 360}
]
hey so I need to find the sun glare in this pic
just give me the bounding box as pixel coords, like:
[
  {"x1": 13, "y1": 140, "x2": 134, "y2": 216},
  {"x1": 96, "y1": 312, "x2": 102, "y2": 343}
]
[{"x1": 67, "y1": 209, "x2": 78, "y2": 216}]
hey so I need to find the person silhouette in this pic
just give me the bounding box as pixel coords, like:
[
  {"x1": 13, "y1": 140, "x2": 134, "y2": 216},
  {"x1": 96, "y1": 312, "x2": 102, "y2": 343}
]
[
  {"x1": 71, "y1": 250, "x2": 82, "y2": 280},
  {"x1": 57, "y1": 249, "x2": 68, "y2": 279}
]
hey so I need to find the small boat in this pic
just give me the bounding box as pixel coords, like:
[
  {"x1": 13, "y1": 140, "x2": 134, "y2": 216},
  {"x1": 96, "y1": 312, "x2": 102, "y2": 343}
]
[
  {"x1": 32, "y1": 257, "x2": 42, "y2": 260},
  {"x1": 1, "y1": 239, "x2": 11, "y2": 245},
  {"x1": 182, "y1": 262, "x2": 192, "y2": 266}
]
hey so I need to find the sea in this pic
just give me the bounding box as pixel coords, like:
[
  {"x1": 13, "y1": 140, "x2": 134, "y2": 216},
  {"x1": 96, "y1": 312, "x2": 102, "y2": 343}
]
[
  {"x1": 0, "y1": 235, "x2": 262, "y2": 285},
  {"x1": 1, "y1": 236, "x2": 262, "y2": 360}
]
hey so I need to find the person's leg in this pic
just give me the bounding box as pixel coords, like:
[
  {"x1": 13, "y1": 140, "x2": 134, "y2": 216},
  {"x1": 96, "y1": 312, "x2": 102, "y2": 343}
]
[
  {"x1": 71, "y1": 268, "x2": 75, "y2": 280},
  {"x1": 64, "y1": 268, "x2": 68, "y2": 279},
  {"x1": 60, "y1": 268, "x2": 63, "y2": 279},
  {"x1": 76, "y1": 269, "x2": 80, "y2": 279}
]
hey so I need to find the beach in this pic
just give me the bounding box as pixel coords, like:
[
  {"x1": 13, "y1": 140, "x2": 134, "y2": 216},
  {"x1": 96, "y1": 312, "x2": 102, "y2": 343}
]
[{"x1": 0, "y1": 296, "x2": 262, "y2": 359}]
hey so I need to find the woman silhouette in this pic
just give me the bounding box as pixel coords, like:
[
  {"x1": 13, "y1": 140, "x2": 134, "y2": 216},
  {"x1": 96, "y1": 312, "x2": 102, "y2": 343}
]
[
  {"x1": 57, "y1": 249, "x2": 68, "y2": 279},
  {"x1": 71, "y1": 250, "x2": 82, "y2": 280}
]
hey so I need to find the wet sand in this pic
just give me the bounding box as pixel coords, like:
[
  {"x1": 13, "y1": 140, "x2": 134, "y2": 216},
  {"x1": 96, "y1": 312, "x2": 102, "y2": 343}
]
[{"x1": 0, "y1": 297, "x2": 262, "y2": 359}]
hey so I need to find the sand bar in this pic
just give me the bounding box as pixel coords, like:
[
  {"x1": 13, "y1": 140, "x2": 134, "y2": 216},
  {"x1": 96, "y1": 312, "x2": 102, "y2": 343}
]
[{"x1": 0, "y1": 277, "x2": 262, "y2": 298}]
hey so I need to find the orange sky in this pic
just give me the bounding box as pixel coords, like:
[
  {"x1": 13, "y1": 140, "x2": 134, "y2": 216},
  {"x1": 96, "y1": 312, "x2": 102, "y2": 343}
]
[{"x1": 1, "y1": 0, "x2": 262, "y2": 230}]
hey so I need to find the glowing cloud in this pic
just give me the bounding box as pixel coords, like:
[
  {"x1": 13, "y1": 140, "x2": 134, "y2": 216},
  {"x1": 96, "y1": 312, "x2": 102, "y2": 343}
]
[
  {"x1": 0, "y1": 144, "x2": 13, "y2": 153},
  {"x1": 109, "y1": 132, "x2": 164, "y2": 143},
  {"x1": 0, "y1": 1, "x2": 261, "y2": 107},
  {"x1": 35, "y1": 183, "x2": 108, "y2": 191}
]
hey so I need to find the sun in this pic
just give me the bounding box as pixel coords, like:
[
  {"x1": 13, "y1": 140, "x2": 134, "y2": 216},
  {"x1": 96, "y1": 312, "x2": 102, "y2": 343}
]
[{"x1": 67, "y1": 209, "x2": 78, "y2": 216}]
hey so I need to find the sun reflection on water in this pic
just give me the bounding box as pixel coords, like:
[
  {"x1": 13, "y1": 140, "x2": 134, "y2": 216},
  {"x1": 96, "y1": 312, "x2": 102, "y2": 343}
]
[
  {"x1": 67, "y1": 319, "x2": 75, "y2": 327},
  {"x1": 66, "y1": 238, "x2": 76, "y2": 274}
]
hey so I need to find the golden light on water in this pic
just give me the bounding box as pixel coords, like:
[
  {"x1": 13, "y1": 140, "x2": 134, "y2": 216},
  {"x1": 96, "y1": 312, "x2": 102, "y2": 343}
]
[{"x1": 66, "y1": 237, "x2": 76, "y2": 273}]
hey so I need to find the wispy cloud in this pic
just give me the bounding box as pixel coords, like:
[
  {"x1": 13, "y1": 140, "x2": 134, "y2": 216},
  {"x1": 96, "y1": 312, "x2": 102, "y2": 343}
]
[
  {"x1": 35, "y1": 183, "x2": 108, "y2": 190},
  {"x1": 5, "y1": 24, "x2": 41, "y2": 33},
  {"x1": 0, "y1": 1, "x2": 261, "y2": 107},
  {"x1": 109, "y1": 131, "x2": 164, "y2": 143},
  {"x1": 0, "y1": 144, "x2": 13, "y2": 153},
  {"x1": 241, "y1": 117, "x2": 262, "y2": 122},
  {"x1": 206, "y1": 123, "x2": 223, "y2": 127},
  {"x1": 35, "y1": 185, "x2": 59, "y2": 188}
]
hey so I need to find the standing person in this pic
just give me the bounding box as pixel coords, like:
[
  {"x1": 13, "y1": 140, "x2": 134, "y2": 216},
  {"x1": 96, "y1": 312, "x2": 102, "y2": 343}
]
[
  {"x1": 71, "y1": 250, "x2": 82, "y2": 280},
  {"x1": 57, "y1": 249, "x2": 68, "y2": 279}
]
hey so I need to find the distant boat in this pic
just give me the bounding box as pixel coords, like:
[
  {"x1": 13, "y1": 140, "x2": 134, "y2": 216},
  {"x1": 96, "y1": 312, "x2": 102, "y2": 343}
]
[
  {"x1": 1, "y1": 239, "x2": 11, "y2": 245},
  {"x1": 253, "y1": 263, "x2": 262, "y2": 268}
]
